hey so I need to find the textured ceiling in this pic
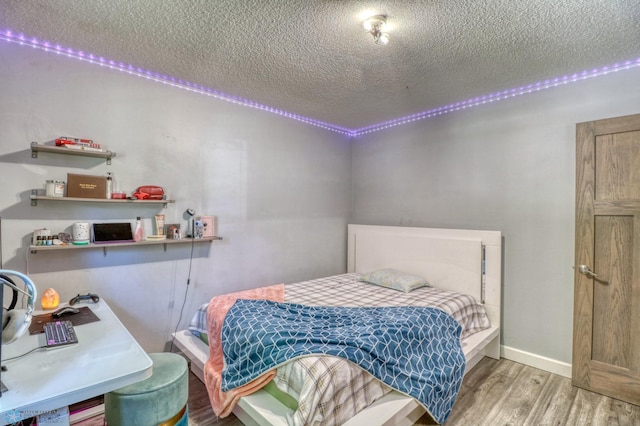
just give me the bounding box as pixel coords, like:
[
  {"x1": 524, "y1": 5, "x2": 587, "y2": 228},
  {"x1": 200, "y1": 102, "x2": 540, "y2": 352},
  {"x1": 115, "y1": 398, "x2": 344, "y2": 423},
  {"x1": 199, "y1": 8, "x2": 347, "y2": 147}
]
[{"x1": 1, "y1": 1, "x2": 639, "y2": 131}]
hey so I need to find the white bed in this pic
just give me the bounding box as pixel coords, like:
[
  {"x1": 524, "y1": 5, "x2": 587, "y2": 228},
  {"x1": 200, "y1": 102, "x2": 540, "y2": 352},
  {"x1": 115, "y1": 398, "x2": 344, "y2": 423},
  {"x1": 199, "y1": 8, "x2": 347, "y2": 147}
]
[{"x1": 173, "y1": 224, "x2": 502, "y2": 425}]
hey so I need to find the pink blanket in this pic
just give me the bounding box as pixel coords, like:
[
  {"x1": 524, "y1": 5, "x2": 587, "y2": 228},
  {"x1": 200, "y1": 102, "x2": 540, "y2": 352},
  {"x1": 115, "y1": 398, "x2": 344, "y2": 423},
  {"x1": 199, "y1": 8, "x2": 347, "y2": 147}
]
[{"x1": 203, "y1": 284, "x2": 285, "y2": 417}]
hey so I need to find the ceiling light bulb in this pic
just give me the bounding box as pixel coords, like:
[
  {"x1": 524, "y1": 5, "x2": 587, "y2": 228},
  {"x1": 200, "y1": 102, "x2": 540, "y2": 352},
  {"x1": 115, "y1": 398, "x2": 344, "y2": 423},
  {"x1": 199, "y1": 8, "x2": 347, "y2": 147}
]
[{"x1": 362, "y1": 15, "x2": 389, "y2": 45}]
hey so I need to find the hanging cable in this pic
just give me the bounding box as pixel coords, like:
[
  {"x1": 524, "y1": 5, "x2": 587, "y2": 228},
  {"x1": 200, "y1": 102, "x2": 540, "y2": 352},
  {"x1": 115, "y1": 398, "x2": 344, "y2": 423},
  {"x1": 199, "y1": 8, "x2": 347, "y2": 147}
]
[{"x1": 170, "y1": 236, "x2": 196, "y2": 353}]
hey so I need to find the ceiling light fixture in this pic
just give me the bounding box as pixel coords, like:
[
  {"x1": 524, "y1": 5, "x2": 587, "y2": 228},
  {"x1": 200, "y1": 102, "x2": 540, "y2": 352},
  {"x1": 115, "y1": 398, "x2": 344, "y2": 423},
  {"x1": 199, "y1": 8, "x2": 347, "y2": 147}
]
[{"x1": 363, "y1": 15, "x2": 389, "y2": 45}]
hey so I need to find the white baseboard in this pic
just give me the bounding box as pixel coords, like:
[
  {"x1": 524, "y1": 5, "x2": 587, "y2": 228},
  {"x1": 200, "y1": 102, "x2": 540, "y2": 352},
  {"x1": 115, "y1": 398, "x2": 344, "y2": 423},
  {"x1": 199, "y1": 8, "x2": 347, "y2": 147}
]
[{"x1": 501, "y1": 345, "x2": 572, "y2": 378}]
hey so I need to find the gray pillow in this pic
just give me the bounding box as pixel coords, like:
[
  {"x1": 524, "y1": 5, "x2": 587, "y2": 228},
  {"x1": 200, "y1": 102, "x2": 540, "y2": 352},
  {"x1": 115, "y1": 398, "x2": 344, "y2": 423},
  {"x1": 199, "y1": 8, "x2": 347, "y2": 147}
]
[{"x1": 359, "y1": 268, "x2": 431, "y2": 293}]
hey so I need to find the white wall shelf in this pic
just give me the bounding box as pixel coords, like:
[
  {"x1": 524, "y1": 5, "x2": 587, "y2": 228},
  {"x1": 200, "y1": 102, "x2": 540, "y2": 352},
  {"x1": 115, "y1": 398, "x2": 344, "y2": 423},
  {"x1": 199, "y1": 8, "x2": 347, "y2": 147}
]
[
  {"x1": 30, "y1": 191, "x2": 175, "y2": 207},
  {"x1": 27, "y1": 140, "x2": 200, "y2": 255},
  {"x1": 31, "y1": 142, "x2": 116, "y2": 164},
  {"x1": 30, "y1": 236, "x2": 223, "y2": 254}
]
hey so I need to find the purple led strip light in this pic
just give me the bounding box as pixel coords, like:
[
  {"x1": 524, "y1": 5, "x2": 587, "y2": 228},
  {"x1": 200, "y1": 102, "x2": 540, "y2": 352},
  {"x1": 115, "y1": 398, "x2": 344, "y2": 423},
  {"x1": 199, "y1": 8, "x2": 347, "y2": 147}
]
[
  {"x1": 2, "y1": 29, "x2": 639, "y2": 138},
  {"x1": 353, "y1": 57, "x2": 640, "y2": 136},
  {"x1": 0, "y1": 29, "x2": 352, "y2": 136}
]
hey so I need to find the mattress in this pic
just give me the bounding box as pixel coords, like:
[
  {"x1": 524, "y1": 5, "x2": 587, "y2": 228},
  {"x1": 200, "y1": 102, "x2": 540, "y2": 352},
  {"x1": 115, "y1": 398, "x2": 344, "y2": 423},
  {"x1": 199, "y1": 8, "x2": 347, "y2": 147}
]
[{"x1": 188, "y1": 273, "x2": 491, "y2": 425}]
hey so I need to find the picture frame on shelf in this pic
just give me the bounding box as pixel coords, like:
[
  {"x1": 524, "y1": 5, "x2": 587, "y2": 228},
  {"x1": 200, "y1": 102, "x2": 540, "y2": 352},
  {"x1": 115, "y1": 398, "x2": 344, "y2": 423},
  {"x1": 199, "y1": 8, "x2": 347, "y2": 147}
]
[
  {"x1": 165, "y1": 224, "x2": 181, "y2": 239},
  {"x1": 201, "y1": 216, "x2": 216, "y2": 237}
]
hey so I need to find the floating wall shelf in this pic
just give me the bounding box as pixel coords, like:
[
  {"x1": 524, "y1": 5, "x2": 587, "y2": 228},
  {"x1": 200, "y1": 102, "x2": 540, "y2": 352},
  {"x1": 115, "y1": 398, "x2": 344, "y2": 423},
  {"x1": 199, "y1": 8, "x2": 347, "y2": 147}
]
[
  {"x1": 31, "y1": 142, "x2": 117, "y2": 164},
  {"x1": 30, "y1": 191, "x2": 175, "y2": 208},
  {"x1": 30, "y1": 236, "x2": 223, "y2": 254}
]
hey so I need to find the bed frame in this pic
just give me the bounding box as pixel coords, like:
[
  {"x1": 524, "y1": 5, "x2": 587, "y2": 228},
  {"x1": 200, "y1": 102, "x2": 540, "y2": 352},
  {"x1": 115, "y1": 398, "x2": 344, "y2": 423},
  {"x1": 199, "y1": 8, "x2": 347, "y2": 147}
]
[{"x1": 173, "y1": 224, "x2": 502, "y2": 425}]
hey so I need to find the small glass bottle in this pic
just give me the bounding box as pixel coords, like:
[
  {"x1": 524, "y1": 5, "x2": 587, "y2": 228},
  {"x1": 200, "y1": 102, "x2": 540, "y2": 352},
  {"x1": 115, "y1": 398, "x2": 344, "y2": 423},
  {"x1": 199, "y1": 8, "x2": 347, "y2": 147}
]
[
  {"x1": 106, "y1": 172, "x2": 113, "y2": 199},
  {"x1": 134, "y1": 217, "x2": 144, "y2": 242}
]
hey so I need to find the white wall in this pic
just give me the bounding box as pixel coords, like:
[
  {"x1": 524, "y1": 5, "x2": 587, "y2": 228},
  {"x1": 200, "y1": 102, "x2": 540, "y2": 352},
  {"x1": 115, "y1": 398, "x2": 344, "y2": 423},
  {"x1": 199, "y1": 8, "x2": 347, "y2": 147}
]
[
  {"x1": 0, "y1": 42, "x2": 352, "y2": 351},
  {"x1": 352, "y1": 67, "x2": 640, "y2": 366}
]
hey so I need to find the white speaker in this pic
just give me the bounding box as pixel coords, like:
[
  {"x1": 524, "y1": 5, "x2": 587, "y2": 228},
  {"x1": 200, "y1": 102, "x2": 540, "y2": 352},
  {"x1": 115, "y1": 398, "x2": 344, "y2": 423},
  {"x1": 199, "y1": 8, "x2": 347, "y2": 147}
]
[{"x1": 1, "y1": 270, "x2": 37, "y2": 344}]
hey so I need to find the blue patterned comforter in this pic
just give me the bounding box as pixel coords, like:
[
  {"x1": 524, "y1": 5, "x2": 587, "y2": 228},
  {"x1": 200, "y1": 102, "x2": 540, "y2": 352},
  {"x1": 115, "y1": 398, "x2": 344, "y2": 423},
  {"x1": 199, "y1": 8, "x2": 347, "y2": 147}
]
[{"x1": 221, "y1": 299, "x2": 466, "y2": 424}]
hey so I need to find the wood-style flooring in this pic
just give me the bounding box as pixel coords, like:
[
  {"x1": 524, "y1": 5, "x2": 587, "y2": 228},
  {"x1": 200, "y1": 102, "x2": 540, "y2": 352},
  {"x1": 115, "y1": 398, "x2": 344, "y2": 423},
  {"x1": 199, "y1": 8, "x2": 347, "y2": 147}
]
[
  {"x1": 76, "y1": 357, "x2": 640, "y2": 426},
  {"x1": 435, "y1": 357, "x2": 640, "y2": 426}
]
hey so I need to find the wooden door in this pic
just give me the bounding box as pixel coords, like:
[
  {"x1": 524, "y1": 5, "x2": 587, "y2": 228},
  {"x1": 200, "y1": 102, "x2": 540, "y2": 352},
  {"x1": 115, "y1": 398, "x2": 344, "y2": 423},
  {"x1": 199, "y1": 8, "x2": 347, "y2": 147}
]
[{"x1": 573, "y1": 113, "x2": 640, "y2": 404}]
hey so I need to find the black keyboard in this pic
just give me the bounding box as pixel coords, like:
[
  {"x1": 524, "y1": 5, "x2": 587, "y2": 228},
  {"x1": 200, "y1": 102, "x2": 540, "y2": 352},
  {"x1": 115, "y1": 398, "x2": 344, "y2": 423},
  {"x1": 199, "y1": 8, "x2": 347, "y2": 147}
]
[{"x1": 44, "y1": 320, "x2": 78, "y2": 348}]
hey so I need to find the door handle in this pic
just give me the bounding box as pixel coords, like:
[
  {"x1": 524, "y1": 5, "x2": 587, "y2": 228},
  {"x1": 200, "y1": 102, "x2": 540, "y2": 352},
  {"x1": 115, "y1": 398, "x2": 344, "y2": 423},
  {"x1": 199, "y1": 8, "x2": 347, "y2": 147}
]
[{"x1": 577, "y1": 264, "x2": 598, "y2": 278}]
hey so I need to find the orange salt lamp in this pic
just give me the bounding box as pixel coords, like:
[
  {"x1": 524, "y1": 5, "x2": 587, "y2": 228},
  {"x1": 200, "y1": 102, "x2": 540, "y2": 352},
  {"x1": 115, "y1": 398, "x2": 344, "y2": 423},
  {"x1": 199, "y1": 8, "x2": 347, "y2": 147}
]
[{"x1": 41, "y1": 287, "x2": 60, "y2": 309}]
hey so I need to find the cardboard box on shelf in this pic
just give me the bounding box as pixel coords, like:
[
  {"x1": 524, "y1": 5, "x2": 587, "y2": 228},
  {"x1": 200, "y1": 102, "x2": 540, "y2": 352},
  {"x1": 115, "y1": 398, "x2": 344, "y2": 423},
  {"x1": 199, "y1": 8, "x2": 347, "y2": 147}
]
[{"x1": 66, "y1": 173, "x2": 107, "y2": 199}]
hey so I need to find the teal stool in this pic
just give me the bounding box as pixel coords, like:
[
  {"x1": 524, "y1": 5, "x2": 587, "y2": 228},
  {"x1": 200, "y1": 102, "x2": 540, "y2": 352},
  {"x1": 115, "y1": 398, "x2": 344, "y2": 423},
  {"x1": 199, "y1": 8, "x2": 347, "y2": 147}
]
[{"x1": 105, "y1": 352, "x2": 188, "y2": 426}]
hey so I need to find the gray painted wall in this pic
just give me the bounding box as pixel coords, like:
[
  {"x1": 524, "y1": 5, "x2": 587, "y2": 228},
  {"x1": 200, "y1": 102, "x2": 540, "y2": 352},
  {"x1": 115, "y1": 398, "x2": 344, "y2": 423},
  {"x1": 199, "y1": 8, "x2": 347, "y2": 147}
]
[
  {"x1": 3, "y1": 38, "x2": 640, "y2": 366},
  {"x1": 0, "y1": 42, "x2": 351, "y2": 351},
  {"x1": 352, "y1": 67, "x2": 640, "y2": 364}
]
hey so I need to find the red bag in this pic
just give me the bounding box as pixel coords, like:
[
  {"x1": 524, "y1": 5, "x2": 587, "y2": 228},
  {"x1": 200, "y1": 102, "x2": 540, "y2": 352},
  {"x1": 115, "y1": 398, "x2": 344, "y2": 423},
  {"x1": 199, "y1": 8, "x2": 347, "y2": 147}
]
[{"x1": 132, "y1": 186, "x2": 165, "y2": 200}]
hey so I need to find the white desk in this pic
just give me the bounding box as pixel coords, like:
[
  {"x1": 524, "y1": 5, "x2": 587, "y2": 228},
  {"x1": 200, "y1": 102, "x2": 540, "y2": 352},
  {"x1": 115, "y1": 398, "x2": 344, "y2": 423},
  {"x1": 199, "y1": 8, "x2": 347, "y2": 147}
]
[{"x1": 0, "y1": 300, "x2": 153, "y2": 425}]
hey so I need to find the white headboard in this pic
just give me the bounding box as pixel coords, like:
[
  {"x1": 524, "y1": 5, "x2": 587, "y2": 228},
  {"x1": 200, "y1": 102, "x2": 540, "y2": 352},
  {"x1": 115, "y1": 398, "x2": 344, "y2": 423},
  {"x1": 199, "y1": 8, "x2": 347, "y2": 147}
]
[{"x1": 347, "y1": 224, "x2": 502, "y2": 327}]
